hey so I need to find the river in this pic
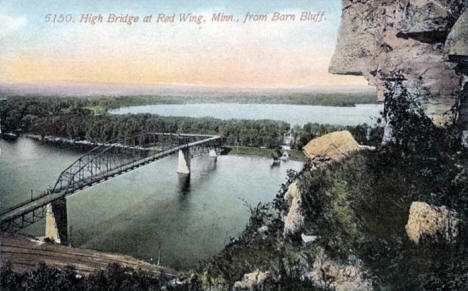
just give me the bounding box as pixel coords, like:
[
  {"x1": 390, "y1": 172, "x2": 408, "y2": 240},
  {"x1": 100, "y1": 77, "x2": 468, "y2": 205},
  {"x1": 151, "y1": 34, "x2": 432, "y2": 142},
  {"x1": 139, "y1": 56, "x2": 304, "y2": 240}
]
[
  {"x1": 0, "y1": 137, "x2": 303, "y2": 269},
  {"x1": 109, "y1": 103, "x2": 383, "y2": 126}
]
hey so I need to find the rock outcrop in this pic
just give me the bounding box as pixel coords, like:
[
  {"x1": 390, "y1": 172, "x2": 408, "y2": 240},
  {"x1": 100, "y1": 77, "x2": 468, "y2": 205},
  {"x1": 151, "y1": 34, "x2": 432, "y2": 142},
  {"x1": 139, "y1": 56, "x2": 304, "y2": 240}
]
[
  {"x1": 233, "y1": 270, "x2": 271, "y2": 290},
  {"x1": 405, "y1": 201, "x2": 460, "y2": 244},
  {"x1": 283, "y1": 182, "x2": 305, "y2": 237},
  {"x1": 446, "y1": 8, "x2": 468, "y2": 72},
  {"x1": 306, "y1": 249, "x2": 372, "y2": 291},
  {"x1": 330, "y1": 0, "x2": 467, "y2": 129},
  {"x1": 284, "y1": 131, "x2": 363, "y2": 237},
  {"x1": 302, "y1": 131, "x2": 360, "y2": 161}
]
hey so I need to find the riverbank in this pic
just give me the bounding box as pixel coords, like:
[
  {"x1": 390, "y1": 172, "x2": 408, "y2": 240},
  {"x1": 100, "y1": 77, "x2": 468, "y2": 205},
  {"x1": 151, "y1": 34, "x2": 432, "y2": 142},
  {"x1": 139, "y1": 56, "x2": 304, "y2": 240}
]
[
  {"x1": 226, "y1": 146, "x2": 307, "y2": 162},
  {"x1": 25, "y1": 134, "x2": 113, "y2": 148},
  {"x1": 24, "y1": 134, "x2": 307, "y2": 161}
]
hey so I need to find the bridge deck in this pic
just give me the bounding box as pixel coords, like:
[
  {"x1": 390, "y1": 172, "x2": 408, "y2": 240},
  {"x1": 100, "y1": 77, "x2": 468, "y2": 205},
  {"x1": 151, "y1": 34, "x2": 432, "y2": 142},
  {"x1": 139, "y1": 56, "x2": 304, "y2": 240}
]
[
  {"x1": 0, "y1": 135, "x2": 222, "y2": 228},
  {"x1": 26, "y1": 133, "x2": 219, "y2": 151}
]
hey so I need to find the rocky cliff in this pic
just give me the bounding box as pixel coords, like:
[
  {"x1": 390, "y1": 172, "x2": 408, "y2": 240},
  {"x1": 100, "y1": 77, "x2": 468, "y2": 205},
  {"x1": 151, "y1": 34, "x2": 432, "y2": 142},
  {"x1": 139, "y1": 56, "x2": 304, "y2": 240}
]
[
  {"x1": 189, "y1": 2, "x2": 468, "y2": 290},
  {"x1": 330, "y1": 0, "x2": 467, "y2": 130}
]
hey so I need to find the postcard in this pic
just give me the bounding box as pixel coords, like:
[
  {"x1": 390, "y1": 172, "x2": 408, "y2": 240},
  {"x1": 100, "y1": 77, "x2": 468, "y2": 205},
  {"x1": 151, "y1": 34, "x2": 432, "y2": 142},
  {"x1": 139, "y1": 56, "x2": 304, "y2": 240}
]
[{"x1": 0, "y1": 0, "x2": 467, "y2": 290}]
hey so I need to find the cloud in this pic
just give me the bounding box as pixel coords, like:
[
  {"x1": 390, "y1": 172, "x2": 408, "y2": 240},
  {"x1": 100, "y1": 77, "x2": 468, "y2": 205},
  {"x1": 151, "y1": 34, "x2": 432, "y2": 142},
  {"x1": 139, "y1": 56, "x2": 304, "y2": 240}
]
[{"x1": 0, "y1": 14, "x2": 27, "y2": 39}]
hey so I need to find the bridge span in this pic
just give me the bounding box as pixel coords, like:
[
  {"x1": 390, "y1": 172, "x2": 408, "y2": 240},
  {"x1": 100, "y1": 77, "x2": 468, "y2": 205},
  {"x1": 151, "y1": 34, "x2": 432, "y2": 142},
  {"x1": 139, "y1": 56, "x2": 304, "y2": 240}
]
[{"x1": 0, "y1": 132, "x2": 224, "y2": 244}]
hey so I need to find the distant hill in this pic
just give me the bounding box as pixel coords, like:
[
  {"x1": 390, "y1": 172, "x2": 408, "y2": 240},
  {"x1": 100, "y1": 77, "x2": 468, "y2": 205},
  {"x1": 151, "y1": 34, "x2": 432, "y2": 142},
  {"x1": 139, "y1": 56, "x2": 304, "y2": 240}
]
[{"x1": 0, "y1": 81, "x2": 375, "y2": 98}]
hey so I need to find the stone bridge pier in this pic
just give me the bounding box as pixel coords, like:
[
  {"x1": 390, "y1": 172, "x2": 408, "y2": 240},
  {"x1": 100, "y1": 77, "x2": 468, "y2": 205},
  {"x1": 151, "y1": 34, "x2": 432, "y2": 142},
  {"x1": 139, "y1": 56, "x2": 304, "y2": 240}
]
[
  {"x1": 177, "y1": 148, "x2": 191, "y2": 175},
  {"x1": 45, "y1": 198, "x2": 68, "y2": 245},
  {"x1": 177, "y1": 147, "x2": 219, "y2": 175},
  {"x1": 209, "y1": 148, "x2": 218, "y2": 159}
]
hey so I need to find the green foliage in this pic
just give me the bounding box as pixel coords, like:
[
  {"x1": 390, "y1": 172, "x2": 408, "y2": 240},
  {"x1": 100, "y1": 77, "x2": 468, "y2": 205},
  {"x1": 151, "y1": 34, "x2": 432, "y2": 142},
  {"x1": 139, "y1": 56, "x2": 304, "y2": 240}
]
[
  {"x1": 28, "y1": 114, "x2": 289, "y2": 149},
  {"x1": 0, "y1": 261, "x2": 19, "y2": 288},
  {"x1": 0, "y1": 261, "x2": 181, "y2": 291},
  {"x1": 0, "y1": 96, "x2": 91, "y2": 133},
  {"x1": 292, "y1": 122, "x2": 384, "y2": 149},
  {"x1": 295, "y1": 74, "x2": 468, "y2": 289},
  {"x1": 295, "y1": 144, "x2": 467, "y2": 288},
  {"x1": 198, "y1": 200, "x2": 322, "y2": 290}
]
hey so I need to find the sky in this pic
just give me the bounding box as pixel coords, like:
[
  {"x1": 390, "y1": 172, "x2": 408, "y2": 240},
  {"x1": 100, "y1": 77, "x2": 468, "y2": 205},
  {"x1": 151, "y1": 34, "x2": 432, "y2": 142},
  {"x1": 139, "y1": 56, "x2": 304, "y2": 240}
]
[{"x1": 0, "y1": 0, "x2": 368, "y2": 89}]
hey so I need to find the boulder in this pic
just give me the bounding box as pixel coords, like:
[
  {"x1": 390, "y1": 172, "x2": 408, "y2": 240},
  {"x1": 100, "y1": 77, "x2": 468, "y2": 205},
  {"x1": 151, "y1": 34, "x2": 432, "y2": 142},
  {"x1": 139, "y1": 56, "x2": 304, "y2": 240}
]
[
  {"x1": 307, "y1": 249, "x2": 372, "y2": 291},
  {"x1": 405, "y1": 201, "x2": 460, "y2": 244},
  {"x1": 233, "y1": 270, "x2": 271, "y2": 290},
  {"x1": 303, "y1": 131, "x2": 360, "y2": 161},
  {"x1": 283, "y1": 188, "x2": 305, "y2": 237},
  {"x1": 284, "y1": 182, "x2": 300, "y2": 205}
]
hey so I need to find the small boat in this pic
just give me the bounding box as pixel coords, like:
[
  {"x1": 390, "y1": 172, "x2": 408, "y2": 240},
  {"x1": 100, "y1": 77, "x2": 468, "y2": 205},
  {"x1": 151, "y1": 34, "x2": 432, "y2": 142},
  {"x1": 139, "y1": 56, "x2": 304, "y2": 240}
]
[{"x1": 280, "y1": 152, "x2": 290, "y2": 161}]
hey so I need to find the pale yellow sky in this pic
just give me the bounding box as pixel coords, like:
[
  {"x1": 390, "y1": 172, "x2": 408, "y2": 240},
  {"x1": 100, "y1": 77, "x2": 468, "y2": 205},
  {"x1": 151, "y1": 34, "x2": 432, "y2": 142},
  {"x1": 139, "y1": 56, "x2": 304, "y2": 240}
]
[{"x1": 1, "y1": 50, "x2": 366, "y2": 88}]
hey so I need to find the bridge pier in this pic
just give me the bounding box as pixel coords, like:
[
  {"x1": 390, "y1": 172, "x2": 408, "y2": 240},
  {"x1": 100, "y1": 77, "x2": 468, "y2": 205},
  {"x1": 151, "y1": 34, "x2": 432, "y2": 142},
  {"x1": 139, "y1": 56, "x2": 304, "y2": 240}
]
[
  {"x1": 209, "y1": 149, "x2": 218, "y2": 160},
  {"x1": 177, "y1": 148, "x2": 191, "y2": 175},
  {"x1": 45, "y1": 198, "x2": 68, "y2": 245}
]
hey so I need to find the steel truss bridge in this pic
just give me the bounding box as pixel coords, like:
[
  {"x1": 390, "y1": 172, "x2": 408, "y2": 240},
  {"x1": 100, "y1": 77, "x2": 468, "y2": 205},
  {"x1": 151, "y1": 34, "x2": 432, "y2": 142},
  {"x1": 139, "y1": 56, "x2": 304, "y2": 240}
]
[{"x1": 0, "y1": 132, "x2": 224, "y2": 233}]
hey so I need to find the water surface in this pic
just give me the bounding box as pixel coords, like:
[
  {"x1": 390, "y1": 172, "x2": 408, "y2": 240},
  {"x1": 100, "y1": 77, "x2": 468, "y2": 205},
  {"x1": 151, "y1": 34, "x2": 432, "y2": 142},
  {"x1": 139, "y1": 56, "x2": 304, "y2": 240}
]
[
  {"x1": 110, "y1": 103, "x2": 383, "y2": 126},
  {"x1": 0, "y1": 138, "x2": 302, "y2": 268}
]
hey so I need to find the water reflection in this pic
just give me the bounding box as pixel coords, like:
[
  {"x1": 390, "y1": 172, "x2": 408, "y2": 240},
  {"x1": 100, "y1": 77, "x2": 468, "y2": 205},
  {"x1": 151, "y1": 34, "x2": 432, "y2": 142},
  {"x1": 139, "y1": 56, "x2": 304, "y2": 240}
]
[{"x1": 177, "y1": 174, "x2": 191, "y2": 197}]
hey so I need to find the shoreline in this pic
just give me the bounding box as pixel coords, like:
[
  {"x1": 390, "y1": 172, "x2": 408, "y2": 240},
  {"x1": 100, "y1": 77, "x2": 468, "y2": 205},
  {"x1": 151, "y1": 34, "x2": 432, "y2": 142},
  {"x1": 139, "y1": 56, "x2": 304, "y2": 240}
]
[
  {"x1": 226, "y1": 145, "x2": 306, "y2": 161},
  {"x1": 22, "y1": 134, "x2": 307, "y2": 161}
]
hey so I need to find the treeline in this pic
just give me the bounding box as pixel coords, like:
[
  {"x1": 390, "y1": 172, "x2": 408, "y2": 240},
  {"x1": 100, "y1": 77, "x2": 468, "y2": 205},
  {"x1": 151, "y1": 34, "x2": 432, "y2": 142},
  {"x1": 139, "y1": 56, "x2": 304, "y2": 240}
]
[
  {"x1": 92, "y1": 92, "x2": 378, "y2": 110},
  {"x1": 0, "y1": 96, "x2": 91, "y2": 133},
  {"x1": 31, "y1": 114, "x2": 290, "y2": 148}
]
